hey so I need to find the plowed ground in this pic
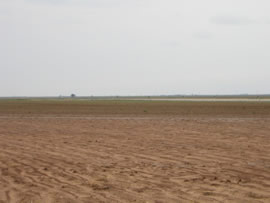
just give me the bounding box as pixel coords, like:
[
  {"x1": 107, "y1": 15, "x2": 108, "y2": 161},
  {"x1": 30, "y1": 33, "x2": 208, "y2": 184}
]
[{"x1": 0, "y1": 100, "x2": 270, "y2": 202}]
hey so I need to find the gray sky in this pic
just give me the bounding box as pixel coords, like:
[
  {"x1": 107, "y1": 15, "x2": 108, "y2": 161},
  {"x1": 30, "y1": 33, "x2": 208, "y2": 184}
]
[{"x1": 1, "y1": 0, "x2": 270, "y2": 96}]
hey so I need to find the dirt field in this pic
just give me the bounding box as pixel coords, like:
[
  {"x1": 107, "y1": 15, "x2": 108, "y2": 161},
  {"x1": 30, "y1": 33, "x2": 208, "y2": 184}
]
[{"x1": 0, "y1": 100, "x2": 270, "y2": 202}]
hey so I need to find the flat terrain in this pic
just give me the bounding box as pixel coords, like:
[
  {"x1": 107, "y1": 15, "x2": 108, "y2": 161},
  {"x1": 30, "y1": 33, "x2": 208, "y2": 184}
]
[{"x1": 0, "y1": 100, "x2": 270, "y2": 202}]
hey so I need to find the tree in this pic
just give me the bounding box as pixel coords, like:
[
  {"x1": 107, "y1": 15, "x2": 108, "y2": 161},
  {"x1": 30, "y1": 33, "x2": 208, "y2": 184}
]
[{"x1": 71, "y1": 94, "x2": 76, "y2": 98}]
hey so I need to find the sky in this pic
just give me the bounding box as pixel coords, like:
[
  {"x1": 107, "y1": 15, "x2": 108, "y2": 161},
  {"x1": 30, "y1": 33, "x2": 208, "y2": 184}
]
[{"x1": 0, "y1": 0, "x2": 270, "y2": 96}]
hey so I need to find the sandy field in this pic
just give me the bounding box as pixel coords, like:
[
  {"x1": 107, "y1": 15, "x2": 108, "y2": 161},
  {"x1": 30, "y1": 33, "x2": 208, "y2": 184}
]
[{"x1": 0, "y1": 100, "x2": 270, "y2": 202}]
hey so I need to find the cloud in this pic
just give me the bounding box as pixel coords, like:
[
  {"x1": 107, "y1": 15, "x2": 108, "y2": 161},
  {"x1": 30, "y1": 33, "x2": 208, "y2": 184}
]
[
  {"x1": 25, "y1": 0, "x2": 147, "y2": 8},
  {"x1": 162, "y1": 41, "x2": 181, "y2": 47},
  {"x1": 192, "y1": 32, "x2": 213, "y2": 40},
  {"x1": 26, "y1": 0, "x2": 73, "y2": 5},
  {"x1": 210, "y1": 16, "x2": 254, "y2": 25},
  {"x1": 265, "y1": 19, "x2": 270, "y2": 24}
]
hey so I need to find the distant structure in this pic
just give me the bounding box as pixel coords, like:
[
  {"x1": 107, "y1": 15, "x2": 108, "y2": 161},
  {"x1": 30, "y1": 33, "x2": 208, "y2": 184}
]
[{"x1": 71, "y1": 94, "x2": 76, "y2": 98}]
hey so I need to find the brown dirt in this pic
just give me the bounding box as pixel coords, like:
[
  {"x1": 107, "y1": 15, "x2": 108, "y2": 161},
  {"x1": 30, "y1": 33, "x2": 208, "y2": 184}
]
[
  {"x1": 0, "y1": 100, "x2": 270, "y2": 202},
  {"x1": 1, "y1": 99, "x2": 270, "y2": 117}
]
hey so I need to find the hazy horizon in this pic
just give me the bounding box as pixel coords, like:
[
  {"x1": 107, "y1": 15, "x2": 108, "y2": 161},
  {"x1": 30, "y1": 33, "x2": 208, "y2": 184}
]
[
  {"x1": 1, "y1": 0, "x2": 270, "y2": 96},
  {"x1": 1, "y1": 93, "x2": 270, "y2": 98}
]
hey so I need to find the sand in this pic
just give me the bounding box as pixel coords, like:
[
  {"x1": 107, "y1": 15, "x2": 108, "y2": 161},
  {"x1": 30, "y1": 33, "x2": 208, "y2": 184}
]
[{"x1": 0, "y1": 100, "x2": 270, "y2": 202}]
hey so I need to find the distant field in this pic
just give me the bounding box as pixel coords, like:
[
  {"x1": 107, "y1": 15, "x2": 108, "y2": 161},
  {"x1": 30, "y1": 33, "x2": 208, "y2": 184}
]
[{"x1": 0, "y1": 99, "x2": 270, "y2": 117}]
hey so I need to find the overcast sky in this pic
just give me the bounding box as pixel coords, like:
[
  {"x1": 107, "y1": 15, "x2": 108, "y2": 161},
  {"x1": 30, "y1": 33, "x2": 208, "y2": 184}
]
[{"x1": 1, "y1": 0, "x2": 270, "y2": 96}]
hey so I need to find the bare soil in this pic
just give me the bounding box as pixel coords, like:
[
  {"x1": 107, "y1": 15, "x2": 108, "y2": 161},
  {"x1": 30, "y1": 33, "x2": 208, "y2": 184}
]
[{"x1": 0, "y1": 100, "x2": 270, "y2": 202}]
